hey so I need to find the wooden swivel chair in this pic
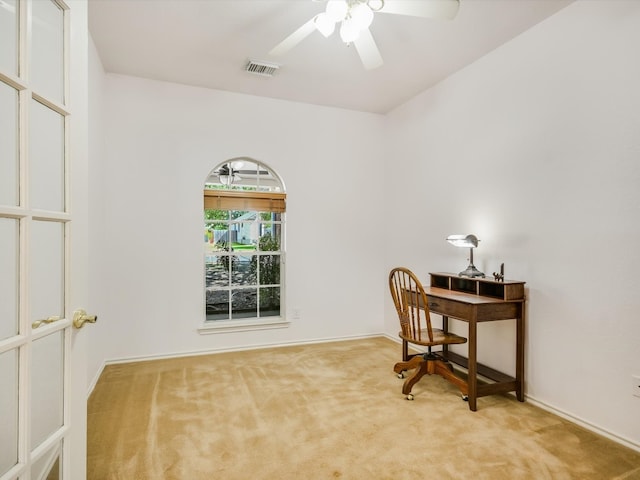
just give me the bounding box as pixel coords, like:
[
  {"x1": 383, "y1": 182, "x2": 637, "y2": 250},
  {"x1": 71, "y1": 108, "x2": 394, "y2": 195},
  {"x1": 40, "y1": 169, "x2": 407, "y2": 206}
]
[{"x1": 389, "y1": 267, "x2": 469, "y2": 400}]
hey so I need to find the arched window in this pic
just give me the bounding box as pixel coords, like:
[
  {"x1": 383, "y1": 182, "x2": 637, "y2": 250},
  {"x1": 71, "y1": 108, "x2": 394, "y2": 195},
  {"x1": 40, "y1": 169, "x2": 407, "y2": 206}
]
[{"x1": 203, "y1": 158, "x2": 286, "y2": 327}]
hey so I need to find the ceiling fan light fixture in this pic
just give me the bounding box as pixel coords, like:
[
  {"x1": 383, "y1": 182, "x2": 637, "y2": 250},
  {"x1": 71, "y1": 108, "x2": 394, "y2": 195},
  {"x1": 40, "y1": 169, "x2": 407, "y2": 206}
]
[
  {"x1": 340, "y1": 17, "x2": 361, "y2": 43},
  {"x1": 269, "y1": 0, "x2": 458, "y2": 69},
  {"x1": 366, "y1": 0, "x2": 384, "y2": 12},
  {"x1": 350, "y1": 3, "x2": 374, "y2": 30},
  {"x1": 314, "y1": 13, "x2": 336, "y2": 37},
  {"x1": 325, "y1": 0, "x2": 348, "y2": 22}
]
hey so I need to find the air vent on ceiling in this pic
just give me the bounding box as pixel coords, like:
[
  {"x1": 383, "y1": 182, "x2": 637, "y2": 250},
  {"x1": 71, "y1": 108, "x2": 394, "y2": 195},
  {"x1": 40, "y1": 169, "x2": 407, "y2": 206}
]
[{"x1": 245, "y1": 59, "x2": 280, "y2": 77}]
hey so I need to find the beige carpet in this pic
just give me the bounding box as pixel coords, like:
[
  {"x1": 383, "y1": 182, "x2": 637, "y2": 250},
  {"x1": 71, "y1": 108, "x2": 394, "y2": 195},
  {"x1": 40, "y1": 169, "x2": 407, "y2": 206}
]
[{"x1": 88, "y1": 337, "x2": 640, "y2": 479}]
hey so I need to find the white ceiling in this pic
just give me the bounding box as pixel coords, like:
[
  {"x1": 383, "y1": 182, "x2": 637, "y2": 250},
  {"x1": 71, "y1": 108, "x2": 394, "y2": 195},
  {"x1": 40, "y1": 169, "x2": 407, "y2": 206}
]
[{"x1": 88, "y1": 0, "x2": 574, "y2": 114}]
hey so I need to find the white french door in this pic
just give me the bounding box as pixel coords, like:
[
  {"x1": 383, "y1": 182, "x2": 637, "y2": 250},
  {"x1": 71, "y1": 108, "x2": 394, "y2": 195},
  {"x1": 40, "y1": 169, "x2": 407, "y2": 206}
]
[{"x1": 0, "y1": 1, "x2": 89, "y2": 479}]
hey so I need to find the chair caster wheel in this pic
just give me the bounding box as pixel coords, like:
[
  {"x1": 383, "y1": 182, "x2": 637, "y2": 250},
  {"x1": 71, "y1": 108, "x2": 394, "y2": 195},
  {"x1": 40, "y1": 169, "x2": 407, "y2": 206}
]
[
  {"x1": 406, "y1": 394, "x2": 414, "y2": 401},
  {"x1": 397, "y1": 372, "x2": 404, "y2": 379},
  {"x1": 462, "y1": 395, "x2": 469, "y2": 402}
]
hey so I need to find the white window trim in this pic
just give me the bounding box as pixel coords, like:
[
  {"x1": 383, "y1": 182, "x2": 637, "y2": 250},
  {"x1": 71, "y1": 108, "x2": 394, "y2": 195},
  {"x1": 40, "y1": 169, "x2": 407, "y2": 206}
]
[
  {"x1": 198, "y1": 316, "x2": 290, "y2": 334},
  {"x1": 203, "y1": 158, "x2": 286, "y2": 328}
]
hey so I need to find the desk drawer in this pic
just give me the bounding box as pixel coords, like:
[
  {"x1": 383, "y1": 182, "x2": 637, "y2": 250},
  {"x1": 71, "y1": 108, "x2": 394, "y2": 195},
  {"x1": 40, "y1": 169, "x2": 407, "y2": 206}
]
[{"x1": 426, "y1": 296, "x2": 473, "y2": 320}]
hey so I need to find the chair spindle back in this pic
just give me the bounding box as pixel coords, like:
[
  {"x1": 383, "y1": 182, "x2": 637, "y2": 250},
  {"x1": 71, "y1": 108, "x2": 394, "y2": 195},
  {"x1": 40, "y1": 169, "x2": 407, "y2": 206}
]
[{"x1": 389, "y1": 267, "x2": 434, "y2": 343}]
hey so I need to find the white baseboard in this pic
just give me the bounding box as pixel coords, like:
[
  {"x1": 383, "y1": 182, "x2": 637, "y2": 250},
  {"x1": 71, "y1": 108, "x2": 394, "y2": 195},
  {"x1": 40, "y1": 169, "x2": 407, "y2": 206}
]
[
  {"x1": 525, "y1": 396, "x2": 640, "y2": 453},
  {"x1": 86, "y1": 332, "x2": 385, "y2": 397},
  {"x1": 382, "y1": 333, "x2": 640, "y2": 452},
  {"x1": 87, "y1": 360, "x2": 107, "y2": 398}
]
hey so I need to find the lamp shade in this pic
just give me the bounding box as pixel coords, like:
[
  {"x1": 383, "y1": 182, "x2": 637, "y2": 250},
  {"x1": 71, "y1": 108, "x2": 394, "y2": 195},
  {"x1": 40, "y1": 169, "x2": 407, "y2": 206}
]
[
  {"x1": 446, "y1": 234, "x2": 479, "y2": 248},
  {"x1": 446, "y1": 234, "x2": 484, "y2": 278}
]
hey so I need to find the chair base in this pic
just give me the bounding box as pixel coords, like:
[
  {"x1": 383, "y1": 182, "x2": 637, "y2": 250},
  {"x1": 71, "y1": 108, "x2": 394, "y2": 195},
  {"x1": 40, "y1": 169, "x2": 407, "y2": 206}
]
[{"x1": 394, "y1": 353, "x2": 468, "y2": 399}]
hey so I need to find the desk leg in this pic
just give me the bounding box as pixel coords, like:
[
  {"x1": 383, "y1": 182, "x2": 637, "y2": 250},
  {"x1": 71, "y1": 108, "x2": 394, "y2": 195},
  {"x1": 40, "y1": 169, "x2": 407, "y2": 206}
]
[
  {"x1": 468, "y1": 320, "x2": 478, "y2": 411},
  {"x1": 516, "y1": 306, "x2": 525, "y2": 402},
  {"x1": 442, "y1": 316, "x2": 449, "y2": 356}
]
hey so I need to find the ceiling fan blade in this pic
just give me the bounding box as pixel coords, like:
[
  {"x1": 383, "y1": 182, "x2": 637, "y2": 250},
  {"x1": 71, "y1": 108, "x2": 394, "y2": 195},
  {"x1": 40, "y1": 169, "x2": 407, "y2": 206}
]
[
  {"x1": 235, "y1": 171, "x2": 270, "y2": 177},
  {"x1": 379, "y1": 0, "x2": 460, "y2": 20},
  {"x1": 268, "y1": 18, "x2": 317, "y2": 57},
  {"x1": 353, "y1": 28, "x2": 384, "y2": 70}
]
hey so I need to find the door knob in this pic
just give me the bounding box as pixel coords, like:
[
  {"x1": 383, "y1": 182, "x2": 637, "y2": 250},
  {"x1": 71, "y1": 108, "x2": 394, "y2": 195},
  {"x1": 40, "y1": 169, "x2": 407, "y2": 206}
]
[{"x1": 73, "y1": 309, "x2": 97, "y2": 329}]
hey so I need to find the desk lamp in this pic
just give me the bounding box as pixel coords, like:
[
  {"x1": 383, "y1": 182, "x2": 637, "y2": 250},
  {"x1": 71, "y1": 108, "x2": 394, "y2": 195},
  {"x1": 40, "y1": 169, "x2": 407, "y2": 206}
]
[{"x1": 446, "y1": 234, "x2": 485, "y2": 278}]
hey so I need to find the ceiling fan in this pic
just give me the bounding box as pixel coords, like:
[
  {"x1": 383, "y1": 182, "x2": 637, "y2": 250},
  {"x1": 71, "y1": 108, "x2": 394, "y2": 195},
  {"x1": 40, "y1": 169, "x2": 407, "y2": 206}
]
[
  {"x1": 215, "y1": 161, "x2": 270, "y2": 186},
  {"x1": 268, "y1": 0, "x2": 460, "y2": 70}
]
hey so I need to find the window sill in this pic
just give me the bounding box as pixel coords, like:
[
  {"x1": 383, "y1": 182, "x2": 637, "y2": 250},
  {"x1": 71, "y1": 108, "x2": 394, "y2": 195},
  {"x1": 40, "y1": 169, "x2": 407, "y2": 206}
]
[{"x1": 198, "y1": 317, "x2": 290, "y2": 334}]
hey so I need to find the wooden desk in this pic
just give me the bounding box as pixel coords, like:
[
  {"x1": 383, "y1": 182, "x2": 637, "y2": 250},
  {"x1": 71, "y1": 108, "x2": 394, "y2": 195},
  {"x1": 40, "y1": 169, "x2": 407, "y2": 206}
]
[{"x1": 423, "y1": 273, "x2": 526, "y2": 411}]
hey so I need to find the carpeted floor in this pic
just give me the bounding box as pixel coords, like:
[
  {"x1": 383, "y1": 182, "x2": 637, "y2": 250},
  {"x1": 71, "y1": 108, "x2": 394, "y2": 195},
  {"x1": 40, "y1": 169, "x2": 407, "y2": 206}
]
[{"x1": 87, "y1": 337, "x2": 640, "y2": 479}]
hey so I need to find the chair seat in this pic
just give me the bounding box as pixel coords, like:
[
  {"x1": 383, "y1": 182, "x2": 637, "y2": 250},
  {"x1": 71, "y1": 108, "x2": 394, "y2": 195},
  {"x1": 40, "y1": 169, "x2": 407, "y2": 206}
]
[{"x1": 399, "y1": 328, "x2": 467, "y2": 348}]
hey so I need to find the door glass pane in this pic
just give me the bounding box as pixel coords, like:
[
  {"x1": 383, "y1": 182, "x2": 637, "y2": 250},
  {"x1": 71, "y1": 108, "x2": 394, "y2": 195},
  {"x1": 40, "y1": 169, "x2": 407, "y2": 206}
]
[
  {"x1": 31, "y1": 0, "x2": 64, "y2": 103},
  {"x1": 31, "y1": 331, "x2": 64, "y2": 449},
  {"x1": 0, "y1": 82, "x2": 18, "y2": 206},
  {"x1": 0, "y1": 349, "x2": 18, "y2": 476},
  {"x1": 31, "y1": 443, "x2": 61, "y2": 480},
  {"x1": 0, "y1": 0, "x2": 17, "y2": 76},
  {"x1": 30, "y1": 221, "x2": 64, "y2": 324},
  {"x1": 0, "y1": 218, "x2": 19, "y2": 340},
  {"x1": 30, "y1": 100, "x2": 65, "y2": 212}
]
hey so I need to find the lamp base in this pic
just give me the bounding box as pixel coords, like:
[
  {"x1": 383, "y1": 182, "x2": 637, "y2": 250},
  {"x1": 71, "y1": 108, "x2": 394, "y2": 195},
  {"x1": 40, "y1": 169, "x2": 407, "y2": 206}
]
[{"x1": 459, "y1": 264, "x2": 485, "y2": 278}]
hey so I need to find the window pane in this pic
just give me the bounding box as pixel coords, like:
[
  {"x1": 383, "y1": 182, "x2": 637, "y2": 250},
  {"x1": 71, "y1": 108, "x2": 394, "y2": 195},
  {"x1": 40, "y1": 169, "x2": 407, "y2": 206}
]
[
  {"x1": 205, "y1": 233, "x2": 230, "y2": 256},
  {"x1": 258, "y1": 255, "x2": 280, "y2": 285},
  {"x1": 0, "y1": 0, "x2": 17, "y2": 76},
  {"x1": 0, "y1": 218, "x2": 19, "y2": 340},
  {"x1": 0, "y1": 349, "x2": 18, "y2": 476},
  {"x1": 260, "y1": 212, "x2": 282, "y2": 222},
  {"x1": 30, "y1": 100, "x2": 65, "y2": 212},
  {"x1": 231, "y1": 288, "x2": 256, "y2": 318},
  {"x1": 204, "y1": 209, "x2": 229, "y2": 242},
  {"x1": 259, "y1": 287, "x2": 280, "y2": 317},
  {"x1": 32, "y1": 0, "x2": 64, "y2": 103},
  {"x1": 31, "y1": 331, "x2": 64, "y2": 449},
  {"x1": 205, "y1": 255, "x2": 229, "y2": 287},
  {"x1": 258, "y1": 227, "x2": 280, "y2": 252},
  {"x1": 232, "y1": 219, "x2": 258, "y2": 248},
  {"x1": 0, "y1": 82, "x2": 18, "y2": 206},
  {"x1": 206, "y1": 289, "x2": 229, "y2": 320},
  {"x1": 231, "y1": 254, "x2": 255, "y2": 286}
]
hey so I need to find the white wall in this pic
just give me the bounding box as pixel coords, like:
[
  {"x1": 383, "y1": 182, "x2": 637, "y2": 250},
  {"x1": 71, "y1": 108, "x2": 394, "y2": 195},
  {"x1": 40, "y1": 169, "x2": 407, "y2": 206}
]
[
  {"x1": 87, "y1": 72, "x2": 386, "y2": 375},
  {"x1": 384, "y1": 0, "x2": 640, "y2": 446},
  {"x1": 87, "y1": 35, "x2": 108, "y2": 388}
]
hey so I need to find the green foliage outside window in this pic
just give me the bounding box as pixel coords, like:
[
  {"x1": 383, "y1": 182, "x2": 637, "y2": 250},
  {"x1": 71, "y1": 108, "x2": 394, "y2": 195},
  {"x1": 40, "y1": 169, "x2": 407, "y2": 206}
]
[
  {"x1": 251, "y1": 232, "x2": 280, "y2": 310},
  {"x1": 205, "y1": 209, "x2": 247, "y2": 230}
]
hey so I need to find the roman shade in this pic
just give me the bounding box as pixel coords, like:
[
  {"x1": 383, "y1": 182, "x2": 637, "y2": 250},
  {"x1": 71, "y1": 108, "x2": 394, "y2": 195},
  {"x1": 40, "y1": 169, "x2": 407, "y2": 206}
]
[{"x1": 204, "y1": 189, "x2": 286, "y2": 213}]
